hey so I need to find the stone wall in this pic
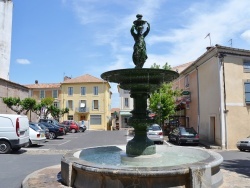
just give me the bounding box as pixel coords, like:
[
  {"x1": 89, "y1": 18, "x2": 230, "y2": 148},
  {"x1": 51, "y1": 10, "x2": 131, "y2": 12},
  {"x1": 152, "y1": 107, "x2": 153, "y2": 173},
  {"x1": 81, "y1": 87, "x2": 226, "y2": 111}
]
[{"x1": 0, "y1": 78, "x2": 29, "y2": 114}]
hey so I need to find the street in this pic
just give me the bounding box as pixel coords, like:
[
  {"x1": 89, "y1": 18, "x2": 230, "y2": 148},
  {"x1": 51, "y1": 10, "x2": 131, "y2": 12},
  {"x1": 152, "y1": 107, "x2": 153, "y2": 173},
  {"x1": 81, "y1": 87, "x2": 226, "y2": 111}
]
[{"x1": 0, "y1": 130, "x2": 249, "y2": 188}]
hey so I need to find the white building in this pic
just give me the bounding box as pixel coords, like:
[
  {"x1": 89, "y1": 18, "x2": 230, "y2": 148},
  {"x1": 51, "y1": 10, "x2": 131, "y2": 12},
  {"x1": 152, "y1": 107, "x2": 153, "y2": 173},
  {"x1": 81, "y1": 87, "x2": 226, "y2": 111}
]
[
  {"x1": 0, "y1": 0, "x2": 13, "y2": 80},
  {"x1": 118, "y1": 86, "x2": 133, "y2": 129}
]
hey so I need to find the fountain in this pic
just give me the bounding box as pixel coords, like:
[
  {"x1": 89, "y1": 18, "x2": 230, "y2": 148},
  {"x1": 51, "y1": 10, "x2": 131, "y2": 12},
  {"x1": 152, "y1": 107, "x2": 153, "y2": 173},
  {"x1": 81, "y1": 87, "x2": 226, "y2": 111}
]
[{"x1": 61, "y1": 14, "x2": 223, "y2": 188}]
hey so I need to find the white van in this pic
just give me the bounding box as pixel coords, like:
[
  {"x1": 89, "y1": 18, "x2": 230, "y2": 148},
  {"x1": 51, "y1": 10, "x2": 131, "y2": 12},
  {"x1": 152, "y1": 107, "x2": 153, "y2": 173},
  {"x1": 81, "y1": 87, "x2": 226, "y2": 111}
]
[{"x1": 0, "y1": 114, "x2": 29, "y2": 154}]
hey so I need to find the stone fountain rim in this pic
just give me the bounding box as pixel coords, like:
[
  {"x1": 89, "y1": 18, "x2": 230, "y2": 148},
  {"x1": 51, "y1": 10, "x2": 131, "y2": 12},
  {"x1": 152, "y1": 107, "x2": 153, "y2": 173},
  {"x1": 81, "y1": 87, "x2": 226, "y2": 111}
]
[{"x1": 61, "y1": 145, "x2": 223, "y2": 176}]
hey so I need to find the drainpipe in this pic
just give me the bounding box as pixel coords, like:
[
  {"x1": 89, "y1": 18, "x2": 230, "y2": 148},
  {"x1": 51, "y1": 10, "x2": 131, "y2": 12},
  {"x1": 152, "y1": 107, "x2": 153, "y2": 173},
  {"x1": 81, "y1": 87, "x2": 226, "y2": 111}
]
[
  {"x1": 218, "y1": 53, "x2": 227, "y2": 149},
  {"x1": 196, "y1": 67, "x2": 200, "y2": 134}
]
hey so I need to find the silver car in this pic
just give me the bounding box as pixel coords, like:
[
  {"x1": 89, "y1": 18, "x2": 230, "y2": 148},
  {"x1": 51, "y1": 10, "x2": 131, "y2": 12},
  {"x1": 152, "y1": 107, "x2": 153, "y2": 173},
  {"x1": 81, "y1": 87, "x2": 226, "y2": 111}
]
[
  {"x1": 147, "y1": 124, "x2": 164, "y2": 144},
  {"x1": 236, "y1": 136, "x2": 250, "y2": 151}
]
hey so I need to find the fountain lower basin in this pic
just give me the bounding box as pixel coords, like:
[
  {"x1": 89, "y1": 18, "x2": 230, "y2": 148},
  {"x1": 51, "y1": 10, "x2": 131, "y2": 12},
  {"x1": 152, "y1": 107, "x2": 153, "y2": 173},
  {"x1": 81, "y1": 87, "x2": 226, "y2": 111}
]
[{"x1": 61, "y1": 145, "x2": 223, "y2": 188}]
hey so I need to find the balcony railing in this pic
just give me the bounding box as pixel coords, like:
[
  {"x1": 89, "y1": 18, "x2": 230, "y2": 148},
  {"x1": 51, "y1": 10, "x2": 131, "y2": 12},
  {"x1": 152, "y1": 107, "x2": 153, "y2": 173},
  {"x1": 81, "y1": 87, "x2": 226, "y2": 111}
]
[{"x1": 75, "y1": 107, "x2": 89, "y2": 113}]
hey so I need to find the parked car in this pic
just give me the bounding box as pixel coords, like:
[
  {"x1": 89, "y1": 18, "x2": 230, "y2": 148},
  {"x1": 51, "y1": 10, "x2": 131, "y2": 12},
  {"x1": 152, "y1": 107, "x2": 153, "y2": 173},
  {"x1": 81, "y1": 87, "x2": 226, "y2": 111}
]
[
  {"x1": 236, "y1": 136, "x2": 250, "y2": 151},
  {"x1": 61, "y1": 120, "x2": 80, "y2": 133},
  {"x1": 39, "y1": 122, "x2": 64, "y2": 139},
  {"x1": 28, "y1": 123, "x2": 46, "y2": 146},
  {"x1": 168, "y1": 127, "x2": 199, "y2": 145},
  {"x1": 39, "y1": 119, "x2": 69, "y2": 134},
  {"x1": 35, "y1": 123, "x2": 50, "y2": 139},
  {"x1": 78, "y1": 121, "x2": 86, "y2": 133},
  {"x1": 147, "y1": 124, "x2": 164, "y2": 144},
  {"x1": 0, "y1": 114, "x2": 30, "y2": 154}
]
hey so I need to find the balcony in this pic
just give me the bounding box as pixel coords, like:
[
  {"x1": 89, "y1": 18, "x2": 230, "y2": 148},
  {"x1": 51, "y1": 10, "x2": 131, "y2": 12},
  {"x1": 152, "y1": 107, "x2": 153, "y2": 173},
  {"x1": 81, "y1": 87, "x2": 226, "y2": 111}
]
[{"x1": 75, "y1": 107, "x2": 89, "y2": 113}]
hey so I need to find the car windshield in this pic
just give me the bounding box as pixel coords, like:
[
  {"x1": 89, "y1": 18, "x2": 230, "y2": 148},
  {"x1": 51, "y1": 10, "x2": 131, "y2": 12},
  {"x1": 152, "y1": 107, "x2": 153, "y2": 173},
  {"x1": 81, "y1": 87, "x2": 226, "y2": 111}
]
[
  {"x1": 29, "y1": 123, "x2": 41, "y2": 131},
  {"x1": 180, "y1": 128, "x2": 197, "y2": 135},
  {"x1": 148, "y1": 125, "x2": 161, "y2": 131}
]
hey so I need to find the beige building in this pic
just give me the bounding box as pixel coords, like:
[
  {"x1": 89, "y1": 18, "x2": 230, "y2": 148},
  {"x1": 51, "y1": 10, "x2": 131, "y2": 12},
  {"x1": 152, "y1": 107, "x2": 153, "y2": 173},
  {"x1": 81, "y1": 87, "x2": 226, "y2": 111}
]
[
  {"x1": 60, "y1": 74, "x2": 111, "y2": 130},
  {"x1": 173, "y1": 45, "x2": 250, "y2": 150}
]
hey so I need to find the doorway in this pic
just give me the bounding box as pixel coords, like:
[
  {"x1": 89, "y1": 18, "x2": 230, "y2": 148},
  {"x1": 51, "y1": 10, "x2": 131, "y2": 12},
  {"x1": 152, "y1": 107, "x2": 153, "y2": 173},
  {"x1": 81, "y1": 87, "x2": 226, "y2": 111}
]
[{"x1": 209, "y1": 116, "x2": 215, "y2": 143}]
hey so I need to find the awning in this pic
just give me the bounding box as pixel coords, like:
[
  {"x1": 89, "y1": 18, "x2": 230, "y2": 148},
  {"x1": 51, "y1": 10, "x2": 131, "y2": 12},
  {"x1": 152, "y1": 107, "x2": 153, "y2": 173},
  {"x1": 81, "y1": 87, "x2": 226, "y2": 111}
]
[{"x1": 119, "y1": 111, "x2": 132, "y2": 116}]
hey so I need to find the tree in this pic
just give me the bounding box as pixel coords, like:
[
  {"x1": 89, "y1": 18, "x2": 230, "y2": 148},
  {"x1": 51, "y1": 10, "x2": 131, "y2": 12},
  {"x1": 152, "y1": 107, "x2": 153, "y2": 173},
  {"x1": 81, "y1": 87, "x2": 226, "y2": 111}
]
[
  {"x1": 149, "y1": 63, "x2": 181, "y2": 126},
  {"x1": 21, "y1": 98, "x2": 36, "y2": 115},
  {"x1": 149, "y1": 83, "x2": 180, "y2": 126},
  {"x1": 3, "y1": 97, "x2": 23, "y2": 114}
]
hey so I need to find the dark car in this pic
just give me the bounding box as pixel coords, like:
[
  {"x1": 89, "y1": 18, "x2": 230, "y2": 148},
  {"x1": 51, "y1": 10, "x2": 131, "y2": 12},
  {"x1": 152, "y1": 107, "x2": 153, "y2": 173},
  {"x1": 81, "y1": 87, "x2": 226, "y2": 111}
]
[
  {"x1": 39, "y1": 122, "x2": 64, "y2": 139},
  {"x1": 39, "y1": 119, "x2": 69, "y2": 134},
  {"x1": 168, "y1": 127, "x2": 199, "y2": 145}
]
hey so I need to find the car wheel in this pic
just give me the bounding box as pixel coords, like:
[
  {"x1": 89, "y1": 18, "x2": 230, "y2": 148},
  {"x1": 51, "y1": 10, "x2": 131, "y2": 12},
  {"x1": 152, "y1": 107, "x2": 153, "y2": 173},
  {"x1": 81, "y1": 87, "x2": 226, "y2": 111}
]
[
  {"x1": 49, "y1": 132, "x2": 56, "y2": 139},
  {"x1": 79, "y1": 128, "x2": 84, "y2": 133},
  {"x1": 71, "y1": 129, "x2": 76, "y2": 133},
  {"x1": 0, "y1": 140, "x2": 11, "y2": 154},
  {"x1": 239, "y1": 149, "x2": 245, "y2": 151},
  {"x1": 12, "y1": 147, "x2": 21, "y2": 152}
]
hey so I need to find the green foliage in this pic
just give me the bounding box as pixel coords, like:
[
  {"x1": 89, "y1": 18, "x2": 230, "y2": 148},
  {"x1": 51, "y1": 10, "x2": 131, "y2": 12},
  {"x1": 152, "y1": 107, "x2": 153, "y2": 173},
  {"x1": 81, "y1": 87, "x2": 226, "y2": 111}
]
[
  {"x1": 2, "y1": 97, "x2": 23, "y2": 114},
  {"x1": 149, "y1": 83, "x2": 180, "y2": 125},
  {"x1": 21, "y1": 98, "x2": 36, "y2": 115},
  {"x1": 150, "y1": 62, "x2": 172, "y2": 70},
  {"x1": 41, "y1": 97, "x2": 54, "y2": 106},
  {"x1": 149, "y1": 63, "x2": 180, "y2": 125}
]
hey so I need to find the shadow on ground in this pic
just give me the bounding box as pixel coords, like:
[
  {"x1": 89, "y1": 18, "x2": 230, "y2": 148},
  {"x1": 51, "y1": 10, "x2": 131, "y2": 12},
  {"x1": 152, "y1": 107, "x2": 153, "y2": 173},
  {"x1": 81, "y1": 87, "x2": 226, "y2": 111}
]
[{"x1": 221, "y1": 158, "x2": 250, "y2": 178}]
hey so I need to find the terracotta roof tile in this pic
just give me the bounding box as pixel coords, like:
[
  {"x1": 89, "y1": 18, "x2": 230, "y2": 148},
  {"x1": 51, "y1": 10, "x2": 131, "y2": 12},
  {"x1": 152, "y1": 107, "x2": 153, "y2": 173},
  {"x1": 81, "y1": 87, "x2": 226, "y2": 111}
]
[
  {"x1": 172, "y1": 62, "x2": 193, "y2": 73},
  {"x1": 62, "y1": 74, "x2": 106, "y2": 84},
  {"x1": 111, "y1": 108, "x2": 120, "y2": 113},
  {"x1": 25, "y1": 83, "x2": 61, "y2": 89}
]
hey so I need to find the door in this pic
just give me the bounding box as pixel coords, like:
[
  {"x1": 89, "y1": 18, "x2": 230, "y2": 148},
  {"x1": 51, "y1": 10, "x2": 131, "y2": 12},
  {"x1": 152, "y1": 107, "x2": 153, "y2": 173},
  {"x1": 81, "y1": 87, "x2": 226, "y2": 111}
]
[{"x1": 210, "y1": 117, "x2": 215, "y2": 143}]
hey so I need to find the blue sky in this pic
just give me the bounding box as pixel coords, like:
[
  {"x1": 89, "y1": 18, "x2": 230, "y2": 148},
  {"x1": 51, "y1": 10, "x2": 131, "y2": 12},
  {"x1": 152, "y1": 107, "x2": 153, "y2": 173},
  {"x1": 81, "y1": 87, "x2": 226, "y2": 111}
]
[{"x1": 10, "y1": 0, "x2": 250, "y2": 108}]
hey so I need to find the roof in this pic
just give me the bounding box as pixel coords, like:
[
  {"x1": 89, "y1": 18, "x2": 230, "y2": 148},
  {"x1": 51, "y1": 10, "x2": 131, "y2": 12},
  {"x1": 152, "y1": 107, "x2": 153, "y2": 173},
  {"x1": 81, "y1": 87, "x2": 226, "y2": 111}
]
[
  {"x1": 172, "y1": 62, "x2": 193, "y2": 73},
  {"x1": 0, "y1": 77, "x2": 29, "y2": 90},
  {"x1": 25, "y1": 83, "x2": 61, "y2": 89},
  {"x1": 111, "y1": 108, "x2": 120, "y2": 113},
  {"x1": 62, "y1": 74, "x2": 106, "y2": 84},
  {"x1": 180, "y1": 44, "x2": 250, "y2": 74}
]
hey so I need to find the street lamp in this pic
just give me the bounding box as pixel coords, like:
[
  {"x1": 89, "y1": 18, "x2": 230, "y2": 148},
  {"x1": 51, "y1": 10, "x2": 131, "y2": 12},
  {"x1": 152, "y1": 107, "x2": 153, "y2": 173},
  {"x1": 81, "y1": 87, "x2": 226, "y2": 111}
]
[{"x1": 157, "y1": 102, "x2": 161, "y2": 127}]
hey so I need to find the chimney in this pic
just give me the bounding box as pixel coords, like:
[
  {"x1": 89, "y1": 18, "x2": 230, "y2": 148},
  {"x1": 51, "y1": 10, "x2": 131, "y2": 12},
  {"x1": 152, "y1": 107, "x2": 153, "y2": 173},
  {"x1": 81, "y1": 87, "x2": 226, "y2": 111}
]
[
  {"x1": 64, "y1": 76, "x2": 71, "y2": 81},
  {"x1": 35, "y1": 80, "x2": 38, "y2": 84}
]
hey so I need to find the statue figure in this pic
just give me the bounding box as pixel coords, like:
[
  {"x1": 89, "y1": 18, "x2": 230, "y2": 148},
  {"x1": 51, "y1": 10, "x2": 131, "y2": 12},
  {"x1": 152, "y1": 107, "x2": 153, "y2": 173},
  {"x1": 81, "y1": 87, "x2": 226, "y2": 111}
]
[{"x1": 131, "y1": 14, "x2": 150, "y2": 68}]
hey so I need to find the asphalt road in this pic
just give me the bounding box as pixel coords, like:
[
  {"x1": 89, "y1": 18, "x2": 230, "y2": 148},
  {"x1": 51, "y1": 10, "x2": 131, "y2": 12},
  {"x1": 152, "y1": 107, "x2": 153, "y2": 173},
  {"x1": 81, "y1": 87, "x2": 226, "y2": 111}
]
[{"x1": 0, "y1": 130, "x2": 249, "y2": 188}]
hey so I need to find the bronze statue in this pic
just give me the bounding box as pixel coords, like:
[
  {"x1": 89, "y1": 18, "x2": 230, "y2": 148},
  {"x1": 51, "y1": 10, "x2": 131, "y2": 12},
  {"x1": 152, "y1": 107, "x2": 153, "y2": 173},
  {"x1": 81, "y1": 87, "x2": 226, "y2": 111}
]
[{"x1": 131, "y1": 14, "x2": 150, "y2": 68}]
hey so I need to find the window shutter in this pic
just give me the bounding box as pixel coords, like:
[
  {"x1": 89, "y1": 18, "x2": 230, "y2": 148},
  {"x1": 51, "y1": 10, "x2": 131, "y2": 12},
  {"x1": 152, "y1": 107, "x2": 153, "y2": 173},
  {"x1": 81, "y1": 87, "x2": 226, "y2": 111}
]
[
  {"x1": 66, "y1": 100, "x2": 69, "y2": 108},
  {"x1": 92, "y1": 100, "x2": 94, "y2": 110}
]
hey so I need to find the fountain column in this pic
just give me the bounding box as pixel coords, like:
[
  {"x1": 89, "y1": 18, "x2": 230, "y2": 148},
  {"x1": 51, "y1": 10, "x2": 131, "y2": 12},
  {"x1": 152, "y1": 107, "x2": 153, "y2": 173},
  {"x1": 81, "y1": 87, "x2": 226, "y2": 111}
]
[{"x1": 126, "y1": 90, "x2": 155, "y2": 156}]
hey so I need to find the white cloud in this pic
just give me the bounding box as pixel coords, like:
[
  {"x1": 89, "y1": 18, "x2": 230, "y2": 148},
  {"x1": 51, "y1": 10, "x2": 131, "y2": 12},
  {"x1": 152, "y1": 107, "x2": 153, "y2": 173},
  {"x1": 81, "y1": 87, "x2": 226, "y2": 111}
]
[
  {"x1": 241, "y1": 30, "x2": 250, "y2": 42},
  {"x1": 16, "y1": 59, "x2": 31, "y2": 65}
]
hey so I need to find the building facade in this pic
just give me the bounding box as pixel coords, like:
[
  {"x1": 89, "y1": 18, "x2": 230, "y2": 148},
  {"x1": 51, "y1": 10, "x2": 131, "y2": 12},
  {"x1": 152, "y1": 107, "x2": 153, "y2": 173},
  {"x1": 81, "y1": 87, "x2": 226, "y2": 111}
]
[
  {"x1": 118, "y1": 86, "x2": 133, "y2": 129},
  {"x1": 173, "y1": 45, "x2": 250, "y2": 150},
  {"x1": 60, "y1": 74, "x2": 111, "y2": 130}
]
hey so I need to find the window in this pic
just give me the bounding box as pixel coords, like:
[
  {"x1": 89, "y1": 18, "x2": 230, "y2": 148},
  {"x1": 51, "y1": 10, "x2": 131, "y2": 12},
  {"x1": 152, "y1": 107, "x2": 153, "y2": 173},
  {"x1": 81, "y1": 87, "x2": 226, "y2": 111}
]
[
  {"x1": 67, "y1": 100, "x2": 74, "y2": 110},
  {"x1": 68, "y1": 115, "x2": 73, "y2": 120},
  {"x1": 124, "y1": 90, "x2": 130, "y2": 94},
  {"x1": 79, "y1": 100, "x2": 86, "y2": 112},
  {"x1": 40, "y1": 90, "x2": 45, "y2": 99},
  {"x1": 81, "y1": 87, "x2": 86, "y2": 95},
  {"x1": 244, "y1": 82, "x2": 250, "y2": 104},
  {"x1": 243, "y1": 62, "x2": 250, "y2": 72},
  {"x1": 90, "y1": 115, "x2": 101, "y2": 125},
  {"x1": 124, "y1": 98, "x2": 129, "y2": 107},
  {"x1": 68, "y1": 87, "x2": 73, "y2": 96},
  {"x1": 52, "y1": 90, "x2": 58, "y2": 98},
  {"x1": 184, "y1": 75, "x2": 189, "y2": 88},
  {"x1": 93, "y1": 100, "x2": 99, "y2": 110},
  {"x1": 93, "y1": 86, "x2": 98, "y2": 95},
  {"x1": 54, "y1": 102, "x2": 59, "y2": 108}
]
